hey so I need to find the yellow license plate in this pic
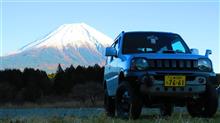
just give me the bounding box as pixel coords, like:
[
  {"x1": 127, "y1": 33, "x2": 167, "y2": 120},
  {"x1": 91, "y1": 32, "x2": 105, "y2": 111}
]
[{"x1": 164, "y1": 75, "x2": 186, "y2": 87}]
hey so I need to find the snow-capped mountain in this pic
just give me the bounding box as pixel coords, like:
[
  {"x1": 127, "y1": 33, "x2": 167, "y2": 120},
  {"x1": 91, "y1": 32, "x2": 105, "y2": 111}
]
[{"x1": 1, "y1": 23, "x2": 113, "y2": 73}]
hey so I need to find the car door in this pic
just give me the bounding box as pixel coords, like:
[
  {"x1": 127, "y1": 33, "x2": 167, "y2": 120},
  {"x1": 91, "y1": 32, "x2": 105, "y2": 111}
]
[{"x1": 105, "y1": 39, "x2": 120, "y2": 96}]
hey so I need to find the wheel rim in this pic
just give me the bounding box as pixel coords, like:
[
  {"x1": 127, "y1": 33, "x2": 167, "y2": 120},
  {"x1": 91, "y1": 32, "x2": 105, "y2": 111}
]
[{"x1": 117, "y1": 88, "x2": 131, "y2": 117}]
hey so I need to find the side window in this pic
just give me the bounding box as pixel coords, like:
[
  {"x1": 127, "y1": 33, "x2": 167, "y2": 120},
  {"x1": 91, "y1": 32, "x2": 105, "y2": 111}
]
[{"x1": 114, "y1": 41, "x2": 119, "y2": 51}]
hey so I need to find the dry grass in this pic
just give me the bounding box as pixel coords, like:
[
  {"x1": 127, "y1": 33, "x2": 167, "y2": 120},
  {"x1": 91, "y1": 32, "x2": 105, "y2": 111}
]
[{"x1": 0, "y1": 113, "x2": 220, "y2": 123}]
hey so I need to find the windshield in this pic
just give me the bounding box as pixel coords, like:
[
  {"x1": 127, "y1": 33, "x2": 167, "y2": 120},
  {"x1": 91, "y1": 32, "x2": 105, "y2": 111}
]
[{"x1": 122, "y1": 32, "x2": 190, "y2": 54}]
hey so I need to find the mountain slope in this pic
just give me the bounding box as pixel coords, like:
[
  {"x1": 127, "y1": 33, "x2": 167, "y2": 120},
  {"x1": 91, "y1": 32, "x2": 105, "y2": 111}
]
[{"x1": 1, "y1": 23, "x2": 113, "y2": 72}]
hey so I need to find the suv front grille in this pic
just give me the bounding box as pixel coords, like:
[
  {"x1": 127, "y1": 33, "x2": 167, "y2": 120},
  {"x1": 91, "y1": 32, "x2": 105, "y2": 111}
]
[{"x1": 148, "y1": 59, "x2": 198, "y2": 70}]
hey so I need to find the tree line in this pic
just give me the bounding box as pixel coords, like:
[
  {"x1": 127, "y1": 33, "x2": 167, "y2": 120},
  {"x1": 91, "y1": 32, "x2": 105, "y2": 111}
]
[
  {"x1": 0, "y1": 64, "x2": 219, "y2": 103},
  {"x1": 0, "y1": 64, "x2": 104, "y2": 103}
]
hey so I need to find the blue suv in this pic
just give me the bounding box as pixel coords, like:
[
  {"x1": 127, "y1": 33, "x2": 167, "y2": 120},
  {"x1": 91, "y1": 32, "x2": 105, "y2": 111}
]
[{"x1": 104, "y1": 31, "x2": 218, "y2": 119}]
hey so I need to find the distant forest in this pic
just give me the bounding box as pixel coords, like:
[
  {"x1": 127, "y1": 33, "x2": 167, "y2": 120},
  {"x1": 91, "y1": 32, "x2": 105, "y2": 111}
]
[
  {"x1": 0, "y1": 64, "x2": 104, "y2": 104},
  {"x1": 0, "y1": 64, "x2": 219, "y2": 104}
]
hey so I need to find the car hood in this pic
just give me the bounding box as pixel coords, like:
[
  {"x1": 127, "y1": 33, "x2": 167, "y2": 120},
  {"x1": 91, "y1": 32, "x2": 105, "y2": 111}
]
[{"x1": 125, "y1": 53, "x2": 209, "y2": 60}]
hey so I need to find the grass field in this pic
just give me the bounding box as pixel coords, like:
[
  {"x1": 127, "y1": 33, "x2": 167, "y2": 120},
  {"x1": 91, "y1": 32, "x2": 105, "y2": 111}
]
[{"x1": 1, "y1": 113, "x2": 220, "y2": 123}]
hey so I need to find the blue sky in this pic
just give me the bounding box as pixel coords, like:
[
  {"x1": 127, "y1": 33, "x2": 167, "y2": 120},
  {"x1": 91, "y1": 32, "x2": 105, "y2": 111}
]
[{"x1": 0, "y1": 0, "x2": 219, "y2": 72}]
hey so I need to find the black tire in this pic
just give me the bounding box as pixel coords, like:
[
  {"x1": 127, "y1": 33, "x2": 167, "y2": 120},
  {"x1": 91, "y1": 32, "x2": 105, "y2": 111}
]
[
  {"x1": 160, "y1": 104, "x2": 174, "y2": 117},
  {"x1": 187, "y1": 85, "x2": 218, "y2": 118},
  {"x1": 104, "y1": 89, "x2": 115, "y2": 117},
  {"x1": 115, "y1": 81, "x2": 142, "y2": 119}
]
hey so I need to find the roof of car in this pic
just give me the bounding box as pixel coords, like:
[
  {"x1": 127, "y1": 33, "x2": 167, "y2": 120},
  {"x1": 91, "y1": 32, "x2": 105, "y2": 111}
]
[{"x1": 122, "y1": 31, "x2": 179, "y2": 35}]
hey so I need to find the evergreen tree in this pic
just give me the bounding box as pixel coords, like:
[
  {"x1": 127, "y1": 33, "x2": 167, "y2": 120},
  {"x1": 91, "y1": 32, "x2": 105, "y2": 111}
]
[
  {"x1": 56, "y1": 63, "x2": 64, "y2": 73},
  {"x1": 53, "y1": 64, "x2": 69, "y2": 95}
]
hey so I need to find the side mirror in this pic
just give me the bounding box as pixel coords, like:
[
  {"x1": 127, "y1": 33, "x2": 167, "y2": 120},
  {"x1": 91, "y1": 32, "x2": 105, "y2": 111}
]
[
  {"x1": 205, "y1": 49, "x2": 212, "y2": 57},
  {"x1": 191, "y1": 48, "x2": 199, "y2": 55},
  {"x1": 105, "y1": 47, "x2": 117, "y2": 57}
]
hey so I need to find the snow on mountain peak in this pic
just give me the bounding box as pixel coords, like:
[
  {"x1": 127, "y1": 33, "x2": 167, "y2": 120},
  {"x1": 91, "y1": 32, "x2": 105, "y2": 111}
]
[{"x1": 19, "y1": 23, "x2": 113, "y2": 52}]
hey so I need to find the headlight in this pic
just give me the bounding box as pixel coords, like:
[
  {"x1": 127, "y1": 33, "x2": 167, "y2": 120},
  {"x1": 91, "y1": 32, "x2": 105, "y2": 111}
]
[
  {"x1": 131, "y1": 58, "x2": 148, "y2": 71},
  {"x1": 198, "y1": 58, "x2": 212, "y2": 71}
]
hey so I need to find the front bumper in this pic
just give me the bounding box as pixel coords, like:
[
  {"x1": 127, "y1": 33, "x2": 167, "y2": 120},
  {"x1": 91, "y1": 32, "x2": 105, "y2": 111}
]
[{"x1": 124, "y1": 70, "x2": 216, "y2": 96}]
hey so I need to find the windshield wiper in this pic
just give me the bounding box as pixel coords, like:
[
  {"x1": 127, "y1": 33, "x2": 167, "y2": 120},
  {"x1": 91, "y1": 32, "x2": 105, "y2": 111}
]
[
  {"x1": 175, "y1": 50, "x2": 184, "y2": 53},
  {"x1": 145, "y1": 51, "x2": 156, "y2": 53},
  {"x1": 162, "y1": 50, "x2": 175, "y2": 53},
  {"x1": 162, "y1": 50, "x2": 184, "y2": 54}
]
